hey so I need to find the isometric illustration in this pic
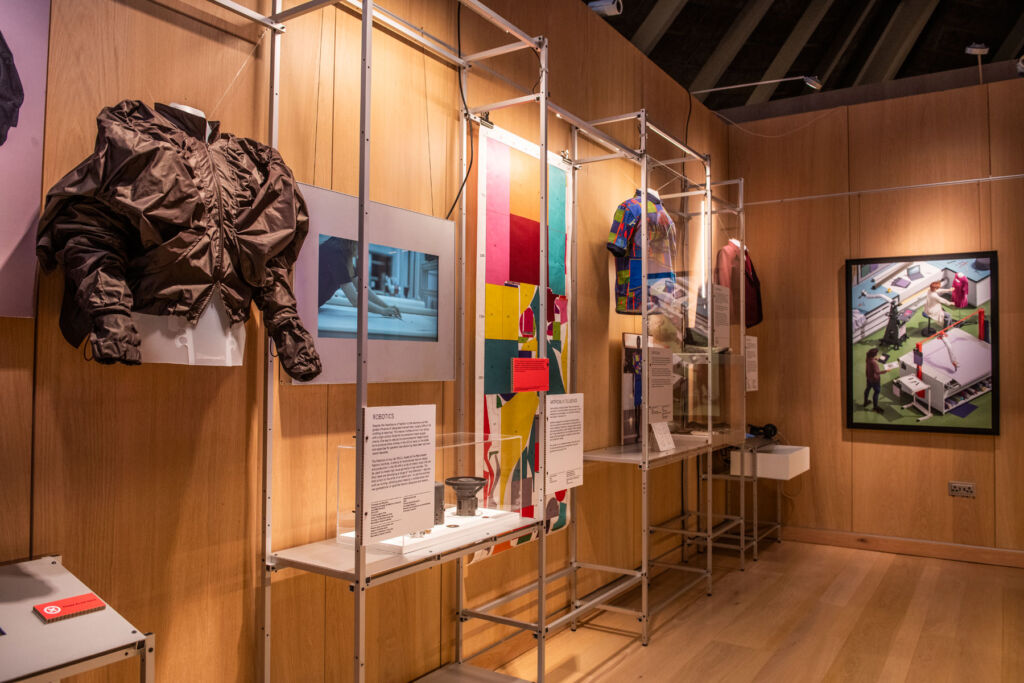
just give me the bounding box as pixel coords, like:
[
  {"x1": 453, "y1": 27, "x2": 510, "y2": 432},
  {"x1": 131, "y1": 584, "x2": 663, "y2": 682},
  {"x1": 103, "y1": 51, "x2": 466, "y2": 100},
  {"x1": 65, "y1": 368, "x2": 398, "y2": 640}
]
[{"x1": 846, "y1": 252, "x2": 998, "y2": 434}]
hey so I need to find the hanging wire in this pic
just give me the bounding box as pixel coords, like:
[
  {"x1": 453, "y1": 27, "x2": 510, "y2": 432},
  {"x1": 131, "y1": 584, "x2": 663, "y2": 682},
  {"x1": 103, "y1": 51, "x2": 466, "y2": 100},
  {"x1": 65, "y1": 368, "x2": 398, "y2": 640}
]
[
  {"x1": 445, "y1": 4, "x2": 474, "y2": 220},
  {"x1": 211, "y1": 29, "x2": 270, "y2": 116},
  {"x1": 715, "y1": 105, "x2": 841, "y2": 139},
  {"x1": 422, "y1": 33, "x2": 436, "y2": 216}
]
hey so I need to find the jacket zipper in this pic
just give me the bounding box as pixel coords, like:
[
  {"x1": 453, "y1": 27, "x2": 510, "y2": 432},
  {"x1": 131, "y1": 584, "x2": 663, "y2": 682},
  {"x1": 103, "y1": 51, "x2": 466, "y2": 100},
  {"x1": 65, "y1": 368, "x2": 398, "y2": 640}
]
[{"x1": 202, "y1": 140, "x2": 227, "y2": 279}]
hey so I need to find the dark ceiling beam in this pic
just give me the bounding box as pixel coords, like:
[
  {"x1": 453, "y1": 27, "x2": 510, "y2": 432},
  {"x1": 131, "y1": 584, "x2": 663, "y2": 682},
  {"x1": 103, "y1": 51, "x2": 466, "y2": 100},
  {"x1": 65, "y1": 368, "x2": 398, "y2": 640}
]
[
  {"x1": 746, "y1": 0, "x2": 835, "y2": 105},
  {"x1": 689, "y1": 0, "x2": 774, "y2": 99},
  {"x1": 631, "y1": 0, "x2": 690, "y2": 55},
  {"x1": 994, "y1": 9, "x2": 1024, "y2": 61},
  {"x1": 853, "y1": 0, "x2": 939, "y2": 86},
  {"x1": 814, "y1": 0, "x2": 879, "y2": 87}
]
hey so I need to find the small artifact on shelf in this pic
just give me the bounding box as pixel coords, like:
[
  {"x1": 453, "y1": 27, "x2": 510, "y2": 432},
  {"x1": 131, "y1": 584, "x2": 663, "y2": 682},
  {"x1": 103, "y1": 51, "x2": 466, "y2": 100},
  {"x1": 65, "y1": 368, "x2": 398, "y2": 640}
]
[{"x1": 444, "y1": 476, "x2": 486, "y2": 516}]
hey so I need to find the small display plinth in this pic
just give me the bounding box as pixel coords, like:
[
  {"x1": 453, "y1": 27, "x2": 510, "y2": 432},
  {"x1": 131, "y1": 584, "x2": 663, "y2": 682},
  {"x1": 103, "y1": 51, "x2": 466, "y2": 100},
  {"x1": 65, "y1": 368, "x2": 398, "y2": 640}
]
[
  {"x1": 337, "y1": 507, "x2": 523, "y2": 555},
  {"x1": 730, "y1": 444, "x2": 810, "y2": 480}
]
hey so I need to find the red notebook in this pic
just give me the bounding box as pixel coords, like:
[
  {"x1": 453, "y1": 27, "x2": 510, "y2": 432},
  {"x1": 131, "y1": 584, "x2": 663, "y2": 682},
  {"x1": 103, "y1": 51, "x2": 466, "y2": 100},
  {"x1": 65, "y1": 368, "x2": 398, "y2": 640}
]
[{"x1": 33, "y1": 593, "x2": 106, "y2": 623}]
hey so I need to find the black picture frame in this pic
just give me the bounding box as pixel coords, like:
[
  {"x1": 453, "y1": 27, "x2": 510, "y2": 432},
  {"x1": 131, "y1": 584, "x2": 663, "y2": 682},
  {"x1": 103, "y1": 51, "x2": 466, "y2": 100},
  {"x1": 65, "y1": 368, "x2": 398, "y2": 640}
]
[{"x1": 844, "y1": 251, "x2": 999, "y2": 435}]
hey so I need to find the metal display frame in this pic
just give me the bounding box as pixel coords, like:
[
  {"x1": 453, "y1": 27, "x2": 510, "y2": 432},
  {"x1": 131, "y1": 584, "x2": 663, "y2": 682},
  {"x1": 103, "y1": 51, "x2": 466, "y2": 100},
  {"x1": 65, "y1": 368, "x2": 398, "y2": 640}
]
[
  {"x1": 145, "y1": 1, "x2": 757, "y2": 680},
  {"x1": 567, "y1": 114, "x2": 748, "y2": 644},
  {"x1": 680, "y1": 179, "x2": 775, "y2": 571},
  {"x1": 708, "y1": 434, "x2": 785, "y2": 567},
  {"x1": 199, "y1": 1, "x2": 564, "y2": 681}
]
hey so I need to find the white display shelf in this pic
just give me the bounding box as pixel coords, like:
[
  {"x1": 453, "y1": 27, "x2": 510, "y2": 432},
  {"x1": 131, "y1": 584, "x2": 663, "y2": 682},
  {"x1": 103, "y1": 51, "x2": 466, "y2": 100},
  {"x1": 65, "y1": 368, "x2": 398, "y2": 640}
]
[
  {"x1": 0, "y1": 556, "x2": 154, "y2": 682},
  {"x1": 271, "y1": 516, "x2": 540, "y2": 585},
  {"x1": 729, "y1": 444, "x2": 810, "y2": 481},
  {"x1": 416, "y1": 663, "x2": 531, "y2": 682},
  {"x1": 583, "y1": 432, "x2": 744, "y2": 468}
]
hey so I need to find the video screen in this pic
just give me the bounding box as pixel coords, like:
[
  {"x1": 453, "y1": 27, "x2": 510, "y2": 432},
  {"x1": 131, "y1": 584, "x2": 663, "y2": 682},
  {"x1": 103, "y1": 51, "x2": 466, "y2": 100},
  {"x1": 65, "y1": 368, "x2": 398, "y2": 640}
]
[{"x1": 317, "y1": 235, "x2": 439, "y2": 341}]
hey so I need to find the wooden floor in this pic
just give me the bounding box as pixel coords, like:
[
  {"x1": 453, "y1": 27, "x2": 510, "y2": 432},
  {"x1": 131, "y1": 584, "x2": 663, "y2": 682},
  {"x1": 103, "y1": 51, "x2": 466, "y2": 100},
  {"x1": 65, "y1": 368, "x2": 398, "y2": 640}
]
[{"x1": 494, "y1": 541, "x2": 1024, "y2": 682}]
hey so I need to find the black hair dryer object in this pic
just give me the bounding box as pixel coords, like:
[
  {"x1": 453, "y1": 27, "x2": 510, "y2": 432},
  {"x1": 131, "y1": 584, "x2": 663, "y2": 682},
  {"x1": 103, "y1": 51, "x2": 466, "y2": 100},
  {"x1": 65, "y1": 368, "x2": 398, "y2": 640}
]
[{"x1": 748, "y1": 423, "x2": 778, "y2": 439}]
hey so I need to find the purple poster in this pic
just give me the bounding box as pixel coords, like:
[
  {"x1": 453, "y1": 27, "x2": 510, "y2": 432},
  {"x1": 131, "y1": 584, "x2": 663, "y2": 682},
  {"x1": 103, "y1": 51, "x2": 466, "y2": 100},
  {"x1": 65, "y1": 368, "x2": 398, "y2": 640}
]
[{"x1": 0, "y1": 0, "x2": 49, "y2": 318}]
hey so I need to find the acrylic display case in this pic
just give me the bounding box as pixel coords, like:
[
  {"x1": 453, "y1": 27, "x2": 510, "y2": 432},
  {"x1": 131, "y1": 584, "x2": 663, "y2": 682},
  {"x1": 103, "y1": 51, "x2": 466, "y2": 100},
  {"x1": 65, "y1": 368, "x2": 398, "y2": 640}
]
[
  {"x1": 594, "y1": 147, "x2": 746, "y2": 466},
  {"x1": 334, "y1": 432, "x2": 533, "y2": 557}
]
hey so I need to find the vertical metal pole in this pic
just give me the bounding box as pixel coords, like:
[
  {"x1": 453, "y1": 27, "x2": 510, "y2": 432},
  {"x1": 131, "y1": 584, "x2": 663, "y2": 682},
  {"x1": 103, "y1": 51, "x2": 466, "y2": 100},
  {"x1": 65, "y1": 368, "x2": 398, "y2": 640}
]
[
  {"x1": 261, "y1": 6, "x2": 282, "y2": 681},
  {"x1": 568, "y1": 125, "x2": 579, "y2": 632},
  {"x1": 353, "y1": 2, "x2": 374, "y2": 682},
  {"x1": 455, "y1": 556, "x2": 464, "y2": 662},
  {"x1": 753, "y1": 444, "x2": 760, "y2": 561},
  {"x1": 679, "y1": 178, "x2": 688, "y2": 568},
  {"x1": 776, "y1": 480, "x2": 783, "y2": 543},
  {"x1": 739, "y1": 178, "x2": 750, "y2": 564},
  {"x1": 639, "y1": 111, "x2": 650, "y2": 647},
  {"x1": 456, "y1": 64, "x2": 468, "y2": 437},
  {"x1": 141, "y1": 633, "x2": 156, "y2": 683},
  {"x1": 739, "y1": 443, "x2": 746, "y2": 571},
  {"x1": 704, "y1": 157, "x2": 713, "y2": 597},
  {"x1": 536, "y1": 38, "x2": 549, "y2": 683}
]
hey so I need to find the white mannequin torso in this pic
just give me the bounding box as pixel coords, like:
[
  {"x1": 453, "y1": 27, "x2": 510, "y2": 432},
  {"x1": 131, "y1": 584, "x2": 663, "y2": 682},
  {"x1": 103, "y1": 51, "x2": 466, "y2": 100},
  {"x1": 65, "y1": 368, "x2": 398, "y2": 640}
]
[{"x1": 131, "y1": 102, "x2": 246, "y2": 367}]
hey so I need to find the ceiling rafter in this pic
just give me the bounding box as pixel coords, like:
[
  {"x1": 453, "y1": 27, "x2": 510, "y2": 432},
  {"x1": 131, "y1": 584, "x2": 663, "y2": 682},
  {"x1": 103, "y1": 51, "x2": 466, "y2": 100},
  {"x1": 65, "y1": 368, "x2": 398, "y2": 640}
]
[
  {"x1": 688, "y1": 0, "x2": 774, "y2": 99},
  {"x1": 746, "y1": 0, "x2": 835, "y2": 105},
  {"x1": 854, "y1": 0, "x2": 940, "y2": 86},
  {"x1": 631, "y1": 0, "x2": 691, "y2": 55},
  {"x1": 813, "y1": 0, "x2": 880, "y2": 88},
  {"x1": 993, "y1": 8, "x2": 1024, "y2": 61}
]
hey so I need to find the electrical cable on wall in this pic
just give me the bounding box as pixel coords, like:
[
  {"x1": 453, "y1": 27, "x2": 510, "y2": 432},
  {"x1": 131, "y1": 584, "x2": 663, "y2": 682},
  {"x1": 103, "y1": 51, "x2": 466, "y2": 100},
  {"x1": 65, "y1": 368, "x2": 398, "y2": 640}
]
[
  {"x1": 445, "y1": 3, "x2": 474, "y2": 220},
  {"x1": 716, "y1": 105, "x2": 841, "y2": 140}
]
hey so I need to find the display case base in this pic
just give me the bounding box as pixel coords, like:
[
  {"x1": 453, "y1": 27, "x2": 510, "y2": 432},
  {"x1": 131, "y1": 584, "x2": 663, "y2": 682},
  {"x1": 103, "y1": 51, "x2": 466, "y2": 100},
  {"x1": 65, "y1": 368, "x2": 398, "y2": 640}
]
[{"x1": 337, "y1": 507, "x2": 523, "y2": 556}]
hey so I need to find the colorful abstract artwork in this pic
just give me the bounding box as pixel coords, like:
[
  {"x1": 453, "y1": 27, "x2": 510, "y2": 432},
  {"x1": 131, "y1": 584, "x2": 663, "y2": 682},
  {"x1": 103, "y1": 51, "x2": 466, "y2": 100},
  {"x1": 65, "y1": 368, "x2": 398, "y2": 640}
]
[{"x1": 474, "y1": 126, "x2": 573, "y2": 556}]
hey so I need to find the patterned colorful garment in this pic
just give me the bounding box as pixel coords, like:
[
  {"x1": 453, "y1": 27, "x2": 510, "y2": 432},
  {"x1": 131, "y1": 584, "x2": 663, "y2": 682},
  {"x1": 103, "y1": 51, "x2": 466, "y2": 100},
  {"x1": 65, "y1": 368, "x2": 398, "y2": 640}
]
[{"x1": 606, "y1": 190, "x2": 677, "y2": 314}]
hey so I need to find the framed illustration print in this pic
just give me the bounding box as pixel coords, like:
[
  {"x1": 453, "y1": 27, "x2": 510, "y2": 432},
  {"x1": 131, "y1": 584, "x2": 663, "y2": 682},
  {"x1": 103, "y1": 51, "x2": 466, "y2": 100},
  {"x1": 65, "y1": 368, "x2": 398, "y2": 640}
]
[{"x1": 845, "y1": 251, "x2": 998, "y2": 435}]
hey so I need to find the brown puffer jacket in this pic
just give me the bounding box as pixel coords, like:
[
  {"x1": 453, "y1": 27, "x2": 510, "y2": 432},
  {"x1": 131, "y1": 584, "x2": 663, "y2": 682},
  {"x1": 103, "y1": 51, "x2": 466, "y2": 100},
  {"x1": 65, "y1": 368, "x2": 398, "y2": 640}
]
[
  {"x1": 37, "y1": 100, "x2": 321, "y2": 381},
  {"x1": 0, "y1": 30, "x2": 24, "y2": 146}
]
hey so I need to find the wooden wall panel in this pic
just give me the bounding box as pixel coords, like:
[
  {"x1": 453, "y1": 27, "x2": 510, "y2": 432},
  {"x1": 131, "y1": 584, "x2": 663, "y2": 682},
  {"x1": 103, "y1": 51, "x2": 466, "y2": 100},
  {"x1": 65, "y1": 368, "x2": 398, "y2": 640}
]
[
  {"x1": 848, "y1": 86, "x2": 989, "y2": 192},
  {"x1": 732, "y1": 80, "x2": 1022, "y2": 555},
  {"x1": 849, "y1": 185, "x2": 992, "y2": 545},
  {"x1": 728, "y1": 107, "x2": 848, "y2": 204},
  {"x1": 852, "y1": 185, "x2": 987, "y2": 257},
  {"x1": 991, "y1": 179, "x2": 1024, "y2": 550},
  {"x1": 988, "y1": 79, "x2": 1024, "y2": 176},
  {"x1": 744, "y1": 199, "x2": 853, "y2": 531},
  {"x1": 0, "y1": 317, "x2": 34, "y2": 562},
  {"x1": 850, "y1": 432, "x2": 994, "y2": 545}
]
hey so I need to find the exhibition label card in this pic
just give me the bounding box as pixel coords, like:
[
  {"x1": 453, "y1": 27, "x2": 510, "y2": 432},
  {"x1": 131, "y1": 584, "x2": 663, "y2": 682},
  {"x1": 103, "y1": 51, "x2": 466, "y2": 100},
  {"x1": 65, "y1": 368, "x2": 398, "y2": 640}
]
[
  {"x1": 364, "y1": 404, "x2": 436, "y2": 544},
  {"x1": 713, "y1": 283, "x2": 730, "y2": 348},
  {"x1": 745, "y1": 335, "x2": 758, "y2": 392},
  {"x1": 33, "y1": 594, "x2": 105, "y2": 623},
  {"x1": 650, "y1": 421, "x2": 675, "y2": 452},
  {"x1": 512, "y1": 357, "x2": 549, "y2": 392},
  {"x1": 545, "y1": 393, "x2": 584, "y2": 491},
  {"x1": 649, "y1": 346, "x2": 673, "y2": 422}
]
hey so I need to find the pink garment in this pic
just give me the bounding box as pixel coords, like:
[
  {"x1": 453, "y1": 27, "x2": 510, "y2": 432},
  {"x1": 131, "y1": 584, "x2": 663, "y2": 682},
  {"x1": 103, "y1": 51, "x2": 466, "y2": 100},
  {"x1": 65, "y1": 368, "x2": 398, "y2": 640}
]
[{"x1": 952, "y1": 273, "x2": 969, "y2": 308}]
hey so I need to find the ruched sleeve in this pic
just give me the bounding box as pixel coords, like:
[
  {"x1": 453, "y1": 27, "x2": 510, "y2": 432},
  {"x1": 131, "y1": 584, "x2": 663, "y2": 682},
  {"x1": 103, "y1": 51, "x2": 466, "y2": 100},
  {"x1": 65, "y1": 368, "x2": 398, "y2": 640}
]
[
  {"x1": 246, "y1": 147, "x2": 322, "y2": 381},
  {"x1": 38, "y1": 120, "x2": 143, "y2": 365}
]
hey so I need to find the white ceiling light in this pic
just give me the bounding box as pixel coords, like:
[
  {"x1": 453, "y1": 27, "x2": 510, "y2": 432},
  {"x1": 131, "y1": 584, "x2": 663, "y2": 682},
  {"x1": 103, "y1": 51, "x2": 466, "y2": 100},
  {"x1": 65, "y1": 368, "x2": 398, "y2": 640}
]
[{"x1": 588, "y1": 0, "x2": 623, "y2": 17}]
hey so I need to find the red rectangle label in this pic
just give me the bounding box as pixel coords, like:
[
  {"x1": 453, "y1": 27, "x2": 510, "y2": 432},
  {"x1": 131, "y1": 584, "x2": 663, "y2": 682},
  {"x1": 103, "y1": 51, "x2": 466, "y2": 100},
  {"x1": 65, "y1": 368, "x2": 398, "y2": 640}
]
[
  {"x1": 512, "y1": 357, "x2": 549, "y2": 392},
  {"x1": 34, "y1": 593, "x2": 106, "y2": 623}
]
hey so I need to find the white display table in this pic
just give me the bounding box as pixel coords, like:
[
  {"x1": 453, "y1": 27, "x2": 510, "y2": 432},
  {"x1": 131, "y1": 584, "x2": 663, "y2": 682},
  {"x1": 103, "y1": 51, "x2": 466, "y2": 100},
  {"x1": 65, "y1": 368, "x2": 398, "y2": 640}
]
[{"x1": 0, "y1": 556, "x2": 154, "y2": 683}]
